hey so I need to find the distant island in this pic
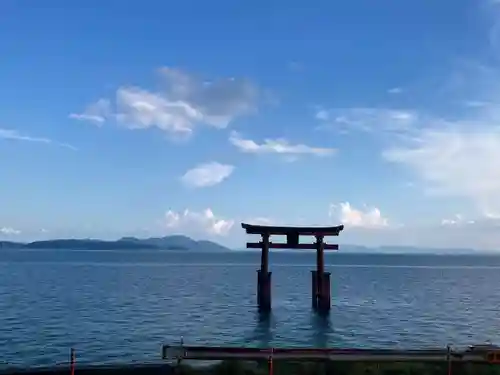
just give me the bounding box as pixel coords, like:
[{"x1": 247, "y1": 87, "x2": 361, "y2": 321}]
[{"x1": 0, "y1": 235, "x2": 231, "y2": 252}]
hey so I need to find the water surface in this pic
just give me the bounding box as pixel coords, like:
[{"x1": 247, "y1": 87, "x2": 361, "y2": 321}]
[{"x1": 1, "y1": 250, "x2": 499, "y2": 367}]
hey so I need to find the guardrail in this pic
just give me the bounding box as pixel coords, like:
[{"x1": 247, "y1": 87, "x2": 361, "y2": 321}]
[
  {"x1": 161, "y1": 343, "x2": 500, "y2": 363},
  {"x1": 5, "y1": 343, "x2": 500, "y2": 375},
  {"x1": 161, "y1": 342, "x2": 500, "y2": 375}
]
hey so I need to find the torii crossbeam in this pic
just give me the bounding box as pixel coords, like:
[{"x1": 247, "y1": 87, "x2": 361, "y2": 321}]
[{"x1": 241, "y1": 223, "x2": 344, "y2": 313}]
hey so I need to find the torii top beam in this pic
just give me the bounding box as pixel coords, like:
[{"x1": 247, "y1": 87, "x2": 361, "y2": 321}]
[{"x1": 241, "y1": 223, "x2": 344, "y2": 237}]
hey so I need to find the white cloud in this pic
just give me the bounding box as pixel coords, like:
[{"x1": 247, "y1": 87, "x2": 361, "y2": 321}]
[
  {"x1": 229, "y1": 131, "x2": 336, "y2": 158},
  {"x1": 464, "y1": 100, "x2": 491, "y2": 108},
  {"x1": 441, "y1": 214, "x2": 476, "y2": 226},
  {"x1": 165, "y1": 208, "x2": 234, "y2": 236},
  {"x1": 72, "y1": 67, "x2": 259, "y2": 136},
  {"x1": 0, "y1": 128, "x2": 77, "y2": 150},
  {"x1": 329, "y1": 202, "x2": 389, "y2": 228},
  {"x1": 69, "y1": 99, "x2": 110, "y2": 125},
  {"x1": 115, "y1": 87, "x2": 201, "y2": 135},
  {"x1": 315, "y1": 110, "x2": 330, "y2": 121},
  {"x1": 315, "y1": 107, "x2": 419, "y2": 134},
  {"x1": 388, "y1": 87, "x2": 403, "y2": 94},
  {"x1": 181, "y1": 162, "x2": 234, "y2": 188},
  {"x1": 0, "y1": 227, "x2": 21, "y2": 236}
]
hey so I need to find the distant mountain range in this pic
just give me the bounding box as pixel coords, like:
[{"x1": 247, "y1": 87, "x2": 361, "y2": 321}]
[
  {"x1": 235, "y1": 244, "x2": 488, "y2": 254},
  {"x1": 338, "y1": 244, "x2": 485, "y2": 255},
  {"x1": 0, "y1": 236, "x2": 489, "y2": 254},
  {"x1": 0, "y1": 235, "x2": 231, "y2": 252}
]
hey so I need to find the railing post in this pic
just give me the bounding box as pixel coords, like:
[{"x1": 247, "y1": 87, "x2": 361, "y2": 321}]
[
  {"x1": 447, "y1": 345, "x2": 452, "y2": 375},
  {"x1": 268, "y1": 347, "x2": 274, "y2": 375},
  {"x1": 70, "y1": 348, "x2": 75, "y2": 375},
  {"x1": 177, "y1": 337, "x2": 184, "y2": 368}
]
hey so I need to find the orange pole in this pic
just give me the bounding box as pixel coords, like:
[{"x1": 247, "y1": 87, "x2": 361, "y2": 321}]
[
  {"x1": 70, "y1": 348, "x2": 75, "y2": 375},
  {"x1": 268, "y1": 348, "x2": 273, "y2": 375}
]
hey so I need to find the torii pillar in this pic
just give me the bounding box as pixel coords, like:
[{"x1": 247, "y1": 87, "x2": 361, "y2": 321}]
[
  {"x1": 311, "y1": 235, "x2": 331, "y2": 312},
  {"x1": 257, "y1": 232, "x2": 272, "y2": 312}
]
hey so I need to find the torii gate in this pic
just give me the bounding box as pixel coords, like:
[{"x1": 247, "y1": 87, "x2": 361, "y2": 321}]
[{"x1": 241, "y1": 223, "x2": 344, "y2": 314}]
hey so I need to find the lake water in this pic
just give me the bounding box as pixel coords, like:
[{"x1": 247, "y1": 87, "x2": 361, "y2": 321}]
[{"x1": 1, "y1": 250, "x2": 500, "y2": 368}]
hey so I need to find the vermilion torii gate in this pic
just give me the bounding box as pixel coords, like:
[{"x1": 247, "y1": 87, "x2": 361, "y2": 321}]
[{"x1": 241, "y1": 223, "x2": 344, "y2": 314}]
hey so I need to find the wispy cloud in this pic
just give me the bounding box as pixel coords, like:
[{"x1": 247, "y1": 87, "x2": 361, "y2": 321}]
[
  {"x1": 229, "y1": 131, "x2": 336, "y2": 159},
  {"x1": 440, "y1": 214, "x2": 475, "y2": 226},
  {"x1": 315, "y1": 107, "x2": 419, "y2": 135},
  {"x1": 0, "y1": 128, "x2": 77, "y2": 150},
  {"x1": 316, "y1": 15, "x2": 500, "y2": 221},
  {"x1": 70, "y1": 67, "x2": 260, "y2": 137},
  {"x1": 381, "y1": 11, "x2": 500, "y2": 220},
  {"x1": 181, "y1": 162, "x2": 234, "y2": 188},
  {"x1": 464, "y1": 100, "x2": 491, "y2": 108},
  {"x1": 387, "y1": 87, "x2": 403, "y2": 94},
  {"x1": 317, "y1": 98, "x2": 500, "y2": 221},
  {"x1": 69, "y1": 99, "x2": 110, "y2": 125},
  {"x1": 383, "y1": 121, "x2": 500, "y2": 218}
]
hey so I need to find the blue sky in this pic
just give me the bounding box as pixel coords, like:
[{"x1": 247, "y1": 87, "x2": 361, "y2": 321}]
[{"x1": 2, "y1": 0, "x2": 500, "y2": 249}]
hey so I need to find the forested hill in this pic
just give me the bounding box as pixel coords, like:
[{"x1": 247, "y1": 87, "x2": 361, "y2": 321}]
[{"x1": 0, "y1": 235, "x2": 231, "y2": 252}]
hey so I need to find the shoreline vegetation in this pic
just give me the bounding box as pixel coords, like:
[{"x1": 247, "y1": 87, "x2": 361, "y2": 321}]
[{"x1": 3, "y1": 361, "x2": 500, "y2": 375}]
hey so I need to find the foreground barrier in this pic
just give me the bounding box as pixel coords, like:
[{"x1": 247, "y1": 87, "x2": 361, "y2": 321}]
[
  {"x1": 4, "y1": 343, "x2": 500, "y2": 375},
  {"x1": 162, "y1": 343, "x2": 500, "y2": 363},
  {"x1": 162, "y1": 342, "x2": 500, "y2": 375}
]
